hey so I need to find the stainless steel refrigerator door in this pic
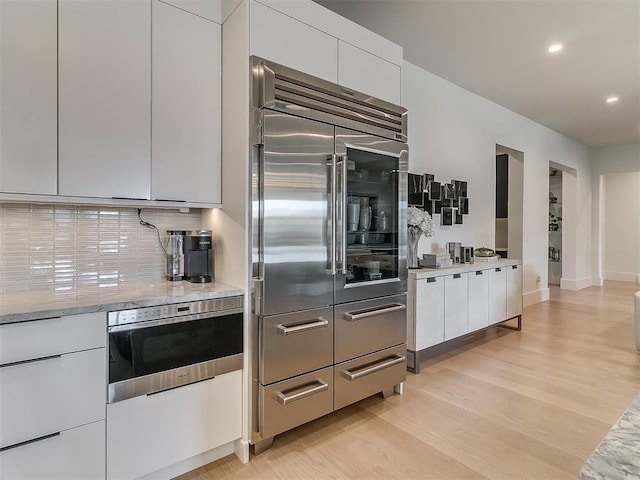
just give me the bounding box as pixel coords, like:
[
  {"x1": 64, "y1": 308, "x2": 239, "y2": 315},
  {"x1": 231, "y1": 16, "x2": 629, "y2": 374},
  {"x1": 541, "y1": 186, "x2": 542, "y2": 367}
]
[
  {"x1": 259, "y1": 110, "x2": 335, "y2": 315},
  {"x1": 335, "y1": 128, "x2": 408, "y2": 305}
]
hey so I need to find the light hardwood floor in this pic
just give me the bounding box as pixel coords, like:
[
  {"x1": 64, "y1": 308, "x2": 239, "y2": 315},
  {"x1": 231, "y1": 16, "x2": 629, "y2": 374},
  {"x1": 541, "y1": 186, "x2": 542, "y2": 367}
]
[{"x1": 178, "y1": 281, "x2": 640, "y2": 480}]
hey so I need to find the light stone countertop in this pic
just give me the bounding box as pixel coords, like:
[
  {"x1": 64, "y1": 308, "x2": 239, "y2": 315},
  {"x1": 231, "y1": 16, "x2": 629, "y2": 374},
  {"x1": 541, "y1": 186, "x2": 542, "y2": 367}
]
[
  {"x1": 580, "y1": 394, "x2": 640, "y2": 479},
  {"x1": 408, "y1": 258, "x2": 521, "y2": 280},
  {"x1": 0, "y1": 280, "x2": 243, "y2": 324}
]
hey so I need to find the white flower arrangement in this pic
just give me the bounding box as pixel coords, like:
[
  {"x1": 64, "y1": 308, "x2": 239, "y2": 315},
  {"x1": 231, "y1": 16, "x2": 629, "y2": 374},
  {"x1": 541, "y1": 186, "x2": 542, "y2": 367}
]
[{"x1": 407, "y1": 206, "x2": 434, "y2": 238}]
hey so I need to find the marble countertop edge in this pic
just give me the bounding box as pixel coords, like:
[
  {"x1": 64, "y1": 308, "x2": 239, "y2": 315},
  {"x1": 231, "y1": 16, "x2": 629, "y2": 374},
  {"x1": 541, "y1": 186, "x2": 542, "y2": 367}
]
[{"x1": 0, "y1": 280, "x2": 244, "y2": 324}]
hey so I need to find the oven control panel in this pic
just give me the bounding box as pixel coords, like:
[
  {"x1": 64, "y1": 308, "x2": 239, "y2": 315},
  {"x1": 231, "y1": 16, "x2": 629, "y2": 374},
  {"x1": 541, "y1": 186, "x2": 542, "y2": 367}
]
[{"x1": 108, "y1": 296, "x2": 243, "y2": 327}]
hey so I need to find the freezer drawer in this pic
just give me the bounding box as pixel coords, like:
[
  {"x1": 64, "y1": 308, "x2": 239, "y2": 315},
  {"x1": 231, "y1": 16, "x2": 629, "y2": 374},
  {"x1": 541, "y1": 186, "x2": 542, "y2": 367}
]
[
  {"x1": 334, "y1": 294, "x2": 407, "y2": 363},
  {"x1": 259, "y1": 367, "x2": 333, "y2": 439},
  {"x1": 260, "y1": 308, "x2": 333, "y2": 384},
  {"x1": 334, "y1": 344, "x2": 406, "y2": 410}
]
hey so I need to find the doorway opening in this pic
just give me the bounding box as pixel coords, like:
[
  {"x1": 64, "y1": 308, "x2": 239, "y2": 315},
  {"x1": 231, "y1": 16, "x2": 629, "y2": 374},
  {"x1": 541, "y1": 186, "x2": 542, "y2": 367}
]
[
  {"x1": 548, "y1": 167, "x2": 562, "y2": 285},
  {"x1": 495, "y1": 146, "x2": 524, "y2": 260}
]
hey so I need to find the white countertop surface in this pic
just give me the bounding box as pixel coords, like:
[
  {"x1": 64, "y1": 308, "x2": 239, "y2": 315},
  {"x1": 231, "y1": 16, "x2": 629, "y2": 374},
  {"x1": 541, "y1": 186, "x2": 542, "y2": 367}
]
[
  {"x1": 0, "y1": 280, "x2": 244, "y2": 324},
  {"x1": 409, "y1": 259, "x2": 521, "y2": 280}
]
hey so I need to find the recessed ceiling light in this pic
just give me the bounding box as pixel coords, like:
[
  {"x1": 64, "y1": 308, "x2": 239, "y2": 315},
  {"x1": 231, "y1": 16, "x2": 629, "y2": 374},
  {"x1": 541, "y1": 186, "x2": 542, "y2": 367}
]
[
  {"x1": 548, "y1": 43, "x2": 563, "y2": 54},
  {"x1": 606, "y1": 96, "x2": 619, "y2": 104}
]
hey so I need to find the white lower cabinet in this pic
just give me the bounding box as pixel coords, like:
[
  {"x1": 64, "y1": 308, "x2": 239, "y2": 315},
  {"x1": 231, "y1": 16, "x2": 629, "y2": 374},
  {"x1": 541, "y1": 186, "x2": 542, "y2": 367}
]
[
  {"x1": 0, "y1": 421, "x2": 105, "y2": 480},
  {"x1": 488, "y1": 266, "x2": 508, "y2": 325},
  {"x1": 414, "y1": 276, "x2": 444, "y2": 350},
  {"x1": 107, "y1": 370, "x2": 242, "y2": 480},
  {"x1": 468, "y1": 270, "x2": 489, "y2": 332},
  {"x1": 507, "y1": 264, "x2": 523, "y2": 319},
  {"x1": 444, "y1": 273, "x2": 468, "y2": 341}
]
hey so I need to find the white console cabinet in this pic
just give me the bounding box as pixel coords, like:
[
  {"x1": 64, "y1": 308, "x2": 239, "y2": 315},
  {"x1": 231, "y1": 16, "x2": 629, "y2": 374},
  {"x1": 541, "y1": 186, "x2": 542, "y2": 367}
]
[
  {"x1": 0, "y1": 313, "x2": 107, "y2": 480},
  {"x1": 408, "y1": 260, "x2": 522, "y2": 373}
]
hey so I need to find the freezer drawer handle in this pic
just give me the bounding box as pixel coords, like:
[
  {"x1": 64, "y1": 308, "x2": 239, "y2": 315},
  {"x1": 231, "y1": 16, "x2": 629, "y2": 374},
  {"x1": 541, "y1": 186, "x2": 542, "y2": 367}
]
[
  {"x1": 343, "y1": 303, "x2": 406, "y2": 322},
  {"x1": 276, "y1": 379, "x2": 328, "y2": 406},
  {"x1": 276, "y1": 318, "x2": 329, "y2": 336},
  {"x1": 343, "y1": 355, "x2": 406, "y2": 381}
]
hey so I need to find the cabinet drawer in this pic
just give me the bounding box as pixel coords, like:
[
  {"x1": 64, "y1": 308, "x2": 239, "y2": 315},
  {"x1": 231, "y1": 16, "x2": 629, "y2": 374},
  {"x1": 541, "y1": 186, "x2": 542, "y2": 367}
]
[
  {"x1": 261, "y1": 307, "x2": 333, "y2": 384},
  {"x1": 259, "y1": 367, "x2": 333, "y2": 439},
  {"x1": 335, "y1": 344, "x2": 406, "y2": 410},
  {"x1": 0, "y1": 312, "x2": 106, "y2": 365},
  {"x1": 0, "y1": 348, "x2": 106, "y2": 449},
  {"x1": 0, "y1": 420, "x2": 105, "y2": 480},
  {"x1": 335, "y1": 294, "x2": 406, "y2": 363}
]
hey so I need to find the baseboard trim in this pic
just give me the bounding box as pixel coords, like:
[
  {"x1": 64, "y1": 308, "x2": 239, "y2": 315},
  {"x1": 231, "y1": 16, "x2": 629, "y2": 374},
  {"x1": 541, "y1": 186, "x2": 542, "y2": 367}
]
[
  {"x1": 523, "y1": 288, "x2": 549, "y2": 307},
  {"x1": 138, "y1": 441, "x2": 236, "y2": 480},
  {"x1": 235, "y1": 438, "x2": 250, "y2": 464},
  {"x1": 560, "y1": 277, "x2": 593, "y2": 290},
  {"x1": 604, "y1": 272, "x2": 640, "y2": 282},
  {"x1": 593, "y1": 276, "x2": 604, "y2": 286}
]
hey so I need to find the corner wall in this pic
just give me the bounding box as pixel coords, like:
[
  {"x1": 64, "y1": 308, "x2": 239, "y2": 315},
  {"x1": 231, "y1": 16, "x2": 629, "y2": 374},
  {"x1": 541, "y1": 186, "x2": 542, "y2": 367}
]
[{"x1": 402, "y1": 61, "x2": 592, "y2": 306}]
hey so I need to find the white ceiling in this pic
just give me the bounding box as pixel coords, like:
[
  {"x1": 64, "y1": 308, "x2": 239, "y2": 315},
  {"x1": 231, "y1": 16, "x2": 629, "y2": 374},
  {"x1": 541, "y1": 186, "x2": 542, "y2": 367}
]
[{"x1": 314, "y1": 0, "x2": 640, "y2": 148}]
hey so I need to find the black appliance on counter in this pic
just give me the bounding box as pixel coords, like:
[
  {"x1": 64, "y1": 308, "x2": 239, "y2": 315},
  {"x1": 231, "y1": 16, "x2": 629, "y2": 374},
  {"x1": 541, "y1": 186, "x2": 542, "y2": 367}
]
[{"x1": 184, "y1": 230, "x2": 213, "y2": 283}]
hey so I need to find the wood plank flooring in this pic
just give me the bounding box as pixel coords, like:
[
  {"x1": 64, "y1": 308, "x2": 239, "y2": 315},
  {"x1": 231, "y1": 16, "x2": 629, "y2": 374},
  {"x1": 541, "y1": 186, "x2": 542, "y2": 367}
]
[{"x1": 177, "y1": 281, "x2": 640, "y2": 480}]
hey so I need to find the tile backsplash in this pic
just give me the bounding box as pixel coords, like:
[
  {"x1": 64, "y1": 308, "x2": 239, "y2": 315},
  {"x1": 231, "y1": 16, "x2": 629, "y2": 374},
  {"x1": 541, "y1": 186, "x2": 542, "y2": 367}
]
[{"x1": 0, "y1": 203, "x2": 202, "y2": 294}]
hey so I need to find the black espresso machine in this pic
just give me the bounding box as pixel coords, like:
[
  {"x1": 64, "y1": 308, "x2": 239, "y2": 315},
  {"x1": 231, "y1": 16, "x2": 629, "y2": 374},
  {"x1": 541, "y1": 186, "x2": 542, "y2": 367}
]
[{"x1": 166, "y1": 230, "x2": 213, "y2": 283}]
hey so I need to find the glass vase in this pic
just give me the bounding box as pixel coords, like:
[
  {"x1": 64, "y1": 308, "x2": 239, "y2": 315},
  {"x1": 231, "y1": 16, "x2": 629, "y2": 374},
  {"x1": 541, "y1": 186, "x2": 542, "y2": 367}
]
[{"x1": 407, "y1": 226, "x2": 422, "y2": 269}]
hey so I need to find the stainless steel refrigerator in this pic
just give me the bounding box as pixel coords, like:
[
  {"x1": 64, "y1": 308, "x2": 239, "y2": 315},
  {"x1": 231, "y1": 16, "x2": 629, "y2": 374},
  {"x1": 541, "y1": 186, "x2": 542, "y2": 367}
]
[{"x1": 250, "y1": 56, "x2": 408, "y2": 453}]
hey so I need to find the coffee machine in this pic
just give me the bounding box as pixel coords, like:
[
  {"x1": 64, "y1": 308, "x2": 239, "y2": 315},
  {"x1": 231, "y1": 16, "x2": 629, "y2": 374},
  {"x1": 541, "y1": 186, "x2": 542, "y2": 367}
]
[{"x1": 184, "y1": 230, "x2": 213, "y2": 283}]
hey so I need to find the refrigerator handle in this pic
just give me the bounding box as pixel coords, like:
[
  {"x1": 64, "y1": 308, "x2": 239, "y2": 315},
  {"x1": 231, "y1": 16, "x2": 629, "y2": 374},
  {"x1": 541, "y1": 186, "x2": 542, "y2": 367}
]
[
  {"x1": 330, "y1": 155, "x2": 337, "y2": 275},
  {"x1": 338, "y1": 154, "x2": 348, "y2": 274}
]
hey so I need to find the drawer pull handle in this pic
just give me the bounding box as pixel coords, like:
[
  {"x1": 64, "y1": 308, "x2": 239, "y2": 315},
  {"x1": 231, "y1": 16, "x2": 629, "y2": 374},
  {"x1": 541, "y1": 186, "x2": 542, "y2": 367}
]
[
  {"x1": 343, "y1": 355, "x2": 406, "y2": 381},
  {"x1": 0, "y1": 432, "x2": 60, "y2": 453},
  {"x1": 512, "y1": 265, "x2": 518, "y2": 269},
  {"x1": 453, "y1": 274, "x2": 461, "y2": 279},
  {"x1": 0, "y1": 354, "x2": 61, "y2": 369},
  {"x1": 276, "y1": 379, "x2": 328, "y2": 406},
  {"x1": 476, "y1": 271, "x2": 483, "y2": 276},
  {"x1": 276, "y1": 318, "x2": 329, "y2": 336},
  {"x1": 426, "y1": 277, "x2": 436, "y2": 283},
  {"x1": 344, "y1": 303, "x2": 406, "y2": 322},
  {"x1": 495, "y1": 268, "x2": 502, "y2": 272}
]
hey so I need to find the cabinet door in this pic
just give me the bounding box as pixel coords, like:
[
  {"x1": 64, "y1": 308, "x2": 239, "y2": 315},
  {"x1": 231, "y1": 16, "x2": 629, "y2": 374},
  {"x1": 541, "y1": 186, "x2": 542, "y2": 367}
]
[
  {"x1": 250, "y1": 1, "x2": 338, "y2": 83},
  {"x1": 338, "y1": 41, "x2": 401, "y2": 105},
  {"x1": 58, "y1": 0, "x2": 151, "y2": 200},
  {"x1": 151, "y1": 1, "x2": 221, "y2": 204},
  {"x1": 415, "y1": 277, "x2": 444, "y2": 350},
  {"x1": 507, "y1": 264, "x2": 523, "y2": 319},
  {"x1": 159, "y1": 0, "x2": 222, "y2": 22},
  {"x1": 444, "y1": 273, "x2": 468, "y2": 341},
  {"x1": 0, "y1": 421, "x2": 105, "y2": 480},
  {"x1": 0, "y1": 348, "x2": 106, "y2": 449},
  {"x1": 0, "y1": 0, "x2": 57, "y2": 194},
  {"x1": 107, "y1": 370, "x2": 241, "y2": 480},
  {"x1": 488, "y1": 267, "x2": 507, "y2": 324},
  {"x1": 468, "y1": 269, "x2": 489, "y2": 332}
]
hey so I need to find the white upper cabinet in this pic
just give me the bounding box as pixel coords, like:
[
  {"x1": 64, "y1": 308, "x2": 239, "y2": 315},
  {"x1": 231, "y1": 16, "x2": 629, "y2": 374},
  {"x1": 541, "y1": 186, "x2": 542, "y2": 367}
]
[
  {"x1": 0, "y1": 0, "x2": 57, "y2": 195},
  {"x1": 159, "y1": 0, "x2": 222, "y2": 22},
  {"x1": 338, "y1": 41, "x2": 401, "y2": 105},
  {"x1": 151, "y1": 1, "x2": 221, "y2": 204},
  {"x1": 58, "y1": 0, "x2": 151, "y2": 200},
  {"x1": 250, "y1": 1, "x2": 338, "y2": 83}
]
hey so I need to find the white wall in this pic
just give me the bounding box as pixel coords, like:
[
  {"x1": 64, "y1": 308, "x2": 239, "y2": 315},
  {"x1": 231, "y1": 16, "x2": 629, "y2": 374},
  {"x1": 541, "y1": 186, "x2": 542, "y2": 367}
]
[
  {"x1": 603, "y1": 172, "x2": 640, "y2": 281},
  {"x1": 402, "y1": 61, "x2": 592, "y2": 306},
  {"x1": 590, "y1": 142, "x2": 640, "y2": 284}
]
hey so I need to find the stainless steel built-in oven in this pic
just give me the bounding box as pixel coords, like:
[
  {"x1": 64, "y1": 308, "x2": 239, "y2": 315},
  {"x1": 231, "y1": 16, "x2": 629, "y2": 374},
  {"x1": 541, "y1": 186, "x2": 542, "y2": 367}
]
[{"x1": 108, "y1": 297, "x2": 243, "y2": 403}]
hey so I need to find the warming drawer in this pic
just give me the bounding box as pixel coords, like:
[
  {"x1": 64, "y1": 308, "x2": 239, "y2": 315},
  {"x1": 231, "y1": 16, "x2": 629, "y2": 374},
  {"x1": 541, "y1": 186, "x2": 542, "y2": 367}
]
[
  {"x1": 334, "y1": 294, "x2": 407, "y2": 363},
  {"x1": 334, "y1": 344, "x2": 406, "y2": 410},
  {"x1": 259, "y1": 366, "x2": 333, "y2": 439},
  {"x1": 260, "y1": 307, "x2": 333, "y2": 384}
]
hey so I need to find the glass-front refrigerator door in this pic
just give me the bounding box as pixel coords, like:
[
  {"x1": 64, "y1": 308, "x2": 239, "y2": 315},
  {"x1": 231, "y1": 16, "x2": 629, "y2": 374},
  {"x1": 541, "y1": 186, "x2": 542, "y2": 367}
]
[{"x1": 335, "y1": 128, "x2": 408, "y2": 305}]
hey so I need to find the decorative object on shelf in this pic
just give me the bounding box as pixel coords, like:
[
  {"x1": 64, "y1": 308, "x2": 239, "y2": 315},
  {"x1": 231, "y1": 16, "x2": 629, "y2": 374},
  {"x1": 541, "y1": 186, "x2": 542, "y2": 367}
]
[
  {"x1": 549, "y1": 212, "x2": 561, "y2": 231},
  {"x1": 407, "y1": 206, "x2": 434, "y2": 269},
  {"x1": 408, "y1": 172, "x2": 469, "y2": 225},
  {"x1": 474, "y1": 247, "x2": 495, "y2": 257}
]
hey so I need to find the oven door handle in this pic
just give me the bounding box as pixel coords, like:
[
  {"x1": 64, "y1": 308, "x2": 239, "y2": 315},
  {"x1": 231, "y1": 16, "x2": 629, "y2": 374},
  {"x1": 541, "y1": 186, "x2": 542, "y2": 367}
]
[
  {"x1": 107, "y1": 309, "x2": 242, "y2": 333},
  {"x1": 276, "y1": 379, "x2": 328, "y2": 406},
  {"x1": 343, "y1": 303, "x2": 406, "y2": 322},
  {"x1": 276, "y1": 318, "x2": 329, "y2": 336}
]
